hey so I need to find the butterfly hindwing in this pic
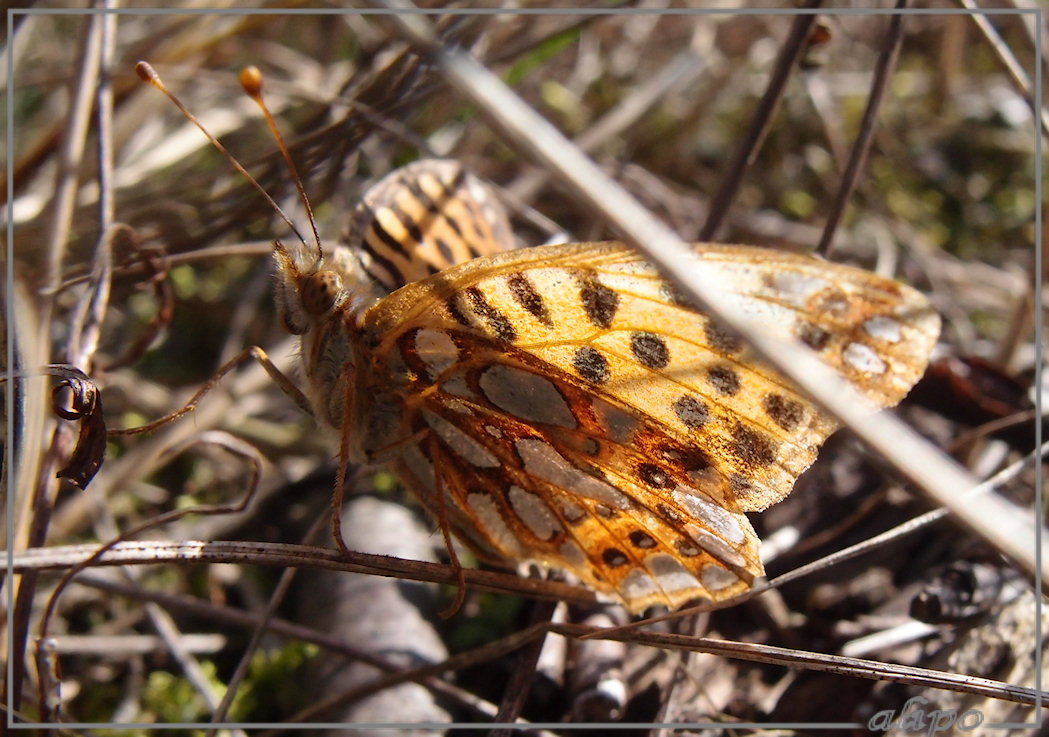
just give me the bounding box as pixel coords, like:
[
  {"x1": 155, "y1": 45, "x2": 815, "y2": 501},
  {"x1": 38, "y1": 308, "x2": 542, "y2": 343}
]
[
  {"x1": 343, "y1": 159, "x2": 515, "y2": 296},
  {"x1": 440, "y1": 340, "x2": 763, "y2": 611}
]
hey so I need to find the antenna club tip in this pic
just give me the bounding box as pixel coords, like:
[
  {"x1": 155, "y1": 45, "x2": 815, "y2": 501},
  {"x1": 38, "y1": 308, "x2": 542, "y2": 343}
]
[
  {"x1": 239, "y1": 66, "x2": 264, "y2": 97},
  {"x1": 135, "y1": 61, "x2": 157, "y2": 83}
]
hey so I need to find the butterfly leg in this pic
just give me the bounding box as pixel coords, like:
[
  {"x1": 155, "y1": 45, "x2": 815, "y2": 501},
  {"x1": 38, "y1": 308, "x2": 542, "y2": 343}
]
[
  {"x1": 108, "y1": 345, "x2": 313, "y2": 436},
  {"x1": 432, "y1": 447, "x2": 468, "y2": 620},
  {"x1": 331, "y1": 381, "x2": 356, "y2": 559},
  {"x1": 328, "y1": 391, "x2": 467, "y2": 616}
]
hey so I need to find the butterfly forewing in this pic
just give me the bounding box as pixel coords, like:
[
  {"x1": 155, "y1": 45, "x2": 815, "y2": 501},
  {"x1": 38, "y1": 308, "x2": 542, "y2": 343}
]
[{"x1": 352, "y1": 240, "x2": 940, "y2": 612}]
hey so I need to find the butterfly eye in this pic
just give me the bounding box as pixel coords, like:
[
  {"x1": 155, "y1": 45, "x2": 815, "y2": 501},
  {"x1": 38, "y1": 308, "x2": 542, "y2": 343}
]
[{"x1": 301, "y1": 270, "x2": 343, "y2": 315}]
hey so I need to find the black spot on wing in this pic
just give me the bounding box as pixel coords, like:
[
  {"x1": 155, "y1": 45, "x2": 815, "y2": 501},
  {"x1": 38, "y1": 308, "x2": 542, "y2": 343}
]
[
  {"x1": 631, "y1": 332, "x2": 670, "y2": 369},
  {"x1": 798, "y1": 321, "x2": 831, "y2": 351},
  {"x1": 507, "y1": 272, "x2": 554, "y2": 327},
  {"x1": 446, "y1": 294, "x2": 472, "y2": 327},
  {"x1": 368, "y1": 213, "x2": 411, "y2": 258},
  {"x1": 763, "y1": 393, "x2": 805, "y2": 431},
  {"x1": 629, "y1": 530, "x2": 657, "y2": 549},
  {"x1": 390, "y1": 201, "x2": 425, "y2": 245},
  {"x1": 573, "y1": 346, "x2": 610, "y2": 383},
  {"x1": 577, "y1": 271, "x2": 619, "y2": 328},
  {"x1": 704, "y1": 320, "x2": 744, "y2": 354},
  {"x1": 464, "y1": 286, "x2": 517, "y2": 342},
  {"x1": 403, "y1": 175, "x2": 442, "y2": 214},
  {"x1": 638, "y1": 462, "x2": 673, "y2": 489},
  {"x1": 706, "y1": 364, "x2": 741, "y2": 396},
  {"x1": 731, "y1": 422, "x2": 777, "y2": 467},
  {"x1": 673, "y1": 394, "x2": 710, "y2": 429},
  {"x1": 665, "y1": 445, "x2": 712, "y2": 472},
  {"x1": 434, "y1": 237, "x2": 456, "y2": 266}
]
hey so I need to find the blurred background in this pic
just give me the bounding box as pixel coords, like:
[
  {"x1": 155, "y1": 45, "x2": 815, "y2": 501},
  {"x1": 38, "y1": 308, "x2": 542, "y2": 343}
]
[{"x1": 5, "y1": 3, "x2": 1044, "y2": 731}]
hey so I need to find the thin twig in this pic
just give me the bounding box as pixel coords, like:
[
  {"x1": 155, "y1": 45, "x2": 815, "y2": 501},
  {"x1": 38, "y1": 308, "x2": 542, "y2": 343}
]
[
  {"x1": 5, "y1": 539, "x2": 600, "y2": 608},
  {"x1": 12, "y1": 12, "x2": 105, "y2": 718},
  {"x1": 549, "y1": 623, "x2": 1049, "y2": 708},
  {"x1": 817, "y1": 1, "x2": 906, "y2": 259},
  {"x1": 206, "y1": 515, "x2": 329, "y2": 733},
  {"x1": 956, "y1": 0, "x2": 1049, "y2": 139},
  {"x1": 491, "y1": 599, "x2": 559, "y2": 734},
  {"x1": 66, "y1": 1, "x2": 118, "y2": 367},
  {"x1": 699, "y1": 2, "x2": 823, "y2": 240}
]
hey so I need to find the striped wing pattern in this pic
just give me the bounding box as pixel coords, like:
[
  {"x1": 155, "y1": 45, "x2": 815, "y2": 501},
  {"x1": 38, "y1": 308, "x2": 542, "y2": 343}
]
[{"x1": 342, "y1": 159, "x2": 515, "y2": 296}]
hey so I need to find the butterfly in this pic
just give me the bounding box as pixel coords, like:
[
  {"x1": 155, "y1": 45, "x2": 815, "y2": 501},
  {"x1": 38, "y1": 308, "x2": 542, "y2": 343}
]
[
  {"x1": 273, "y1": 157, "x2": 941, "y2": 614},
  {"x1": 134, "y1": 61, "x2": 938, "y2": 613}
]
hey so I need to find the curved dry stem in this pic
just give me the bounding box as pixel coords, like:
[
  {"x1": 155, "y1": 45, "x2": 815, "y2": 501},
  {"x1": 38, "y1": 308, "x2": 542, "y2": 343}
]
[{"x1": 34, "y1": 430, "x2": 264, "y2": 720}]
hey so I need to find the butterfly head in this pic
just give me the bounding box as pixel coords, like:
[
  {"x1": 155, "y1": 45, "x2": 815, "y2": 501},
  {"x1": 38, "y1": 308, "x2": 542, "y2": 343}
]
[
  {"x1": 272, "y1": 240, "x2": 372, "y2": 336},
  {"x1": 271, "y1": 239, "x2": 380, "y2": 433}
]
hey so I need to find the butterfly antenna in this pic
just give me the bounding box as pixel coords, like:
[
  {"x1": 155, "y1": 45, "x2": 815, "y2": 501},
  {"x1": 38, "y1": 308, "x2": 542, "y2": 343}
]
[
  {"x1": 238, "y1": 65, "x2": 323, "y2": 262},
  {"x1": 134, "y1": 61, "x2": 313, "y2": 254}
]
